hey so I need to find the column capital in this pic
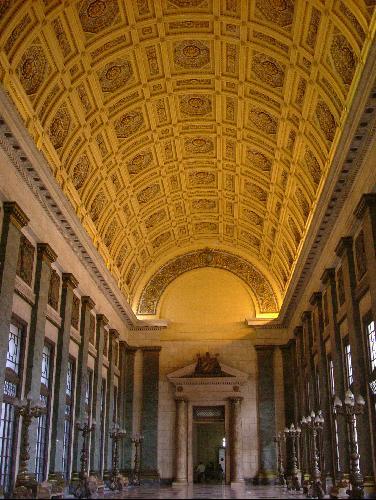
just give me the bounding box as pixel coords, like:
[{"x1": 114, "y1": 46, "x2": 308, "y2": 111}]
[
  {"x1": 175, "y1": 396, "x2": 188, "y2": 403},
  {"x1": 320, "y1": 268, "x2": 335, "y2": 284},
  {"x1": 309, "y1": 292, "x2": 322, "y2": 306},
  {"x1": 228, "y1": 396, "x2": 243, "y2": 403},
  {"x1": 109, "y1": 328, "x2": 119, "y2": 340},
  {"x1": 140, "y1": 346, "x2": 161, "y2": 352},
  {"x1": 3, "y1": 201, "x2": 29, "y2": 229},
  {"x1": 37, "y1": 243, "x2": 57, "y2": 264},
  {"x1": 335, "y1": 236, "x2": 353, "y2": 257},
  {"x1": 294, "y1": 325, "x2": 303, "y2": 337},
  {"x1": 254, "y1": 345, "x2": 275, "y2": 352},
  {"x1": 96, "y1": 313, "x2": 109, "y2": 326},
  {"x1": 81, "y1": 295, "x2": 95, "y2": 310},
  {"x1": 62, "y1": 272, "x2": 78, "y2": 289},
  {"x1": 279, "y1": 338, "x2": 296, "y2": 350},
  {"x1": 300, "y1": 310, "x2": 312, "y2": 322},
  {"x1": 354, "y1": 193, "x2": 376, "y2": 219}
]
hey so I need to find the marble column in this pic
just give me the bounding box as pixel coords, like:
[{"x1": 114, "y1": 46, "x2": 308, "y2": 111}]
[
  {"x1": 90, "y1": 313, "x2": 107, "y2": 476},
  {"x1": 104, "y1": 329, "x2": 119, "y2": 476},
  {"x1": 173, "y1": 398, "x2": 188, "y2": 485},
  {"x1": 48, "y1": 273, "x2": 78, "y2": 481},
  {"x1": 0, "y1": 202, "x2": 29, "y2": 406},
  {"x1": 141, "y1": 347, "x2": 161, "y2": 479},
  {"x1": 118, "y1": 344, "x2": 136, "y2": 472},
  {"x1": 25, "y1": 243, "x2": 57, "y2": 469},
  {"x1": 71, "y1": 296, "x2": 95, "y2": 477},
  {"x1": 228, "y1": 396, "x2": 244, "y2": 486},
  {"x1": 255, "y1": 345, "x2": 276, "y2": 485}
]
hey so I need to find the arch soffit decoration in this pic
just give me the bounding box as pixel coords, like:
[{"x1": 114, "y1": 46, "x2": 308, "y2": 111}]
[
  {"x1": 0, "y1": 0, "x2": 375, "y2": 311},
  {"x1": 137, "y1": 248, "x2": 279, "y2": 316}
]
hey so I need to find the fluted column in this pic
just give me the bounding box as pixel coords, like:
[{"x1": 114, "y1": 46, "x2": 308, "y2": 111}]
[
  {"x1": 49, "y1": 273, "x2": 78, "y2": 479},
  {"x1": 72, "y1": 296, "x2": 95, "y2": 477},
  {"x1": 229, "y1": 396, "x2": 244, "y2": 486},
  {"x1": 173, "y1": 398, "x2": 188, "y2": 485},
  {"x1": 0, "y1": 202, "x2": 29, "y2": 406}
]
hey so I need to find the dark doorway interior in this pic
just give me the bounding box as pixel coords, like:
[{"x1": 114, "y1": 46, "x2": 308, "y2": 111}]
[{"x1": 192, "y1": 406, "x2": 225, "y2": 484}]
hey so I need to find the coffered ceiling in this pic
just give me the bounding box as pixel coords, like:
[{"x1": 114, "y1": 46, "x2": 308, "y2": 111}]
[{"x1": 0, "y1": 0, "x2": 375, "y2": 315}]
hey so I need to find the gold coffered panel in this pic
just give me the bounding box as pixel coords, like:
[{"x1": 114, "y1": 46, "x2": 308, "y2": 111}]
[{"x1": 0, "y1": 0, "x2": 375, "y2": 311}]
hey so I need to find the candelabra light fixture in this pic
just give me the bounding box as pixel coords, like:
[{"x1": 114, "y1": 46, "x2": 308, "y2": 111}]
[
  {"x1": 73, "y1": 419, "x2": 96, "y2": 499},
  {"x1": 12, "y1": 395, "x2": 46, "y2": 498},
  {"x1": 334, "y1": 390, "x2": 366, "y2": 499},
  {"x1": 284, "y1": 423, "x2": 301, "y2": 492},
  {"x1": 274, "y1": 432, "x2": 286, "y2": 487},
  {"x1": 109, "y1": 423, "x2": 127, "y2": 491},
  {"x1": 131, "y1": 433, "x2": 144, "y2": 486},
  {"x1": 301, "y1": 411, "x2": 325, "y2": 499}
]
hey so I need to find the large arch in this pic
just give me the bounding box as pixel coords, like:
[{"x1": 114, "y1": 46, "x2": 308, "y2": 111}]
[{"x1": 137, "y1": 248, "x2": 279, "y2": 316}]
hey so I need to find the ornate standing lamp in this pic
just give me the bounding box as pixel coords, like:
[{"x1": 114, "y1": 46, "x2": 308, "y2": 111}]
[
  {"x1": 301, "y1": 411, "x2": 325, "y2": 499},
  {"x1": 73, "y1": 419, "x2": 96, "y2": 499},
  {"x1": 274, "y1": 431, "x2": 286, "y2": 486},
  {"x1": 109, "y1": 423, "x2": 127, "y2": 491},
  {"x1": 131, "y1": 433, "x2": 144, "y2": 486},
  {"x1": 333, "y1": 390, "x2": 366, "y2": 499},
  {"x1": 284, "y1": 423, "x2": 301, "y2": 491},
  {"x1": 12, "y1": 396, "x2": 46, "y2": 497}
]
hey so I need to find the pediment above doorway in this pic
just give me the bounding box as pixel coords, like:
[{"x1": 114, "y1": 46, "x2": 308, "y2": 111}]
[{"x1": 167, "y1": 355, "x2": 249, "y2": 400}]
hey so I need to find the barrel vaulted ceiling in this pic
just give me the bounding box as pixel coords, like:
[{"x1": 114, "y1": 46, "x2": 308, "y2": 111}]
[{"x1": 0, "y1": 0, "x2": 375, "y2": 315}]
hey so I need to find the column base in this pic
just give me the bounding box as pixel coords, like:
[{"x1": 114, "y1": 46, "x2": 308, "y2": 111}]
[
  {"x1": 172, "y1": 480, "x2": 188, "y2": 487},
  {"x1": 230, "y1": 480, "x2": 245, "y2": 488}
]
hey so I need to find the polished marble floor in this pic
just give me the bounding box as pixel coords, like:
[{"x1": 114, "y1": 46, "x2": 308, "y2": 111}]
[{"x1": 100, "y1": 484, "x2": 308, "y2": 499}]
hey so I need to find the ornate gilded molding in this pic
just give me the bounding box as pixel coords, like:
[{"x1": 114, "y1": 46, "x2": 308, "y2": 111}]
[{"x1": 138, "y1": 248, "x2": 279, "y2": 315}]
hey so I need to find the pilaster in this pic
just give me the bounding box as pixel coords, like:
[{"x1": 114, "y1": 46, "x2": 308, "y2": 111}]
[
  {"x1": 25, "y1": 243, "x2": 57, "y2": 470},
  {"x1": 103, "y1": 328, "x2": 119, "y2": 475},
  {"x1": 0, "y1": 201, "x2": 29, "y2": 406},
  {"x1": 72, "y1": 296, "x2": 95, "y2": 476},
  {"x1": 48, "y1": 273, "x2": 79, "y2": 479},
  {"x1": 90, "y1": 313, "x2": 108, "y2": 475},
  {"x1": 141, "y1": 346, "x2": 161, "y2": 479}
]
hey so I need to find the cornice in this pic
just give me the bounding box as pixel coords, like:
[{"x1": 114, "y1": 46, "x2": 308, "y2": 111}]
[{"x1": 2, "y1": 201, "x2": 29, "y2": 229}]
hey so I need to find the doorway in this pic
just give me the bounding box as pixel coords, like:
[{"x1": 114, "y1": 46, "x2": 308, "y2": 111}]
[{"x1": 192, "y1": 406, "x2": 226, "y2": 484}]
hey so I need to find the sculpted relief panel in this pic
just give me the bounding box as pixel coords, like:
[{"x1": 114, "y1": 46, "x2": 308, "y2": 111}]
[{"x1": 0, "y1": 0, "x2": 373, "y2": 302}]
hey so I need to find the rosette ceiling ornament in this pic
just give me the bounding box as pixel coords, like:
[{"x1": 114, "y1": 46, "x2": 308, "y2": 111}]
[{"x1": 0, "y1": 0, "x2": 374, "y2": 315}]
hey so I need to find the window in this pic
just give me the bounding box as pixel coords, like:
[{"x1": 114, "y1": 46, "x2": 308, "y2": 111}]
[
  {"x1": 62, "y1": 359, "x2": 75, "y2": 479},
  {"x1": 327, "y1": 355, "x2": 340, "y2": 472},
  {"x1": 0, "y1": 322, "x2": 24, "y2": 494},
  {"x1": 35, "y1": 343, "x2": 53, "y2": 482},
  {"x1": 366, "y1": 320, "x2": 376, "y2": 372},
  {"x1": 344, "y1": 341, "x2": 353, "y2": 389},
  {"x1": 328, "y1": 358, "x2": 335, "y2": 397},
  {"x1": 113, "y1": 386, "x2": 118, "y2": 424},
  {"x1": 85, "y1": 369, "x2": 93, "y2": 422}
]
